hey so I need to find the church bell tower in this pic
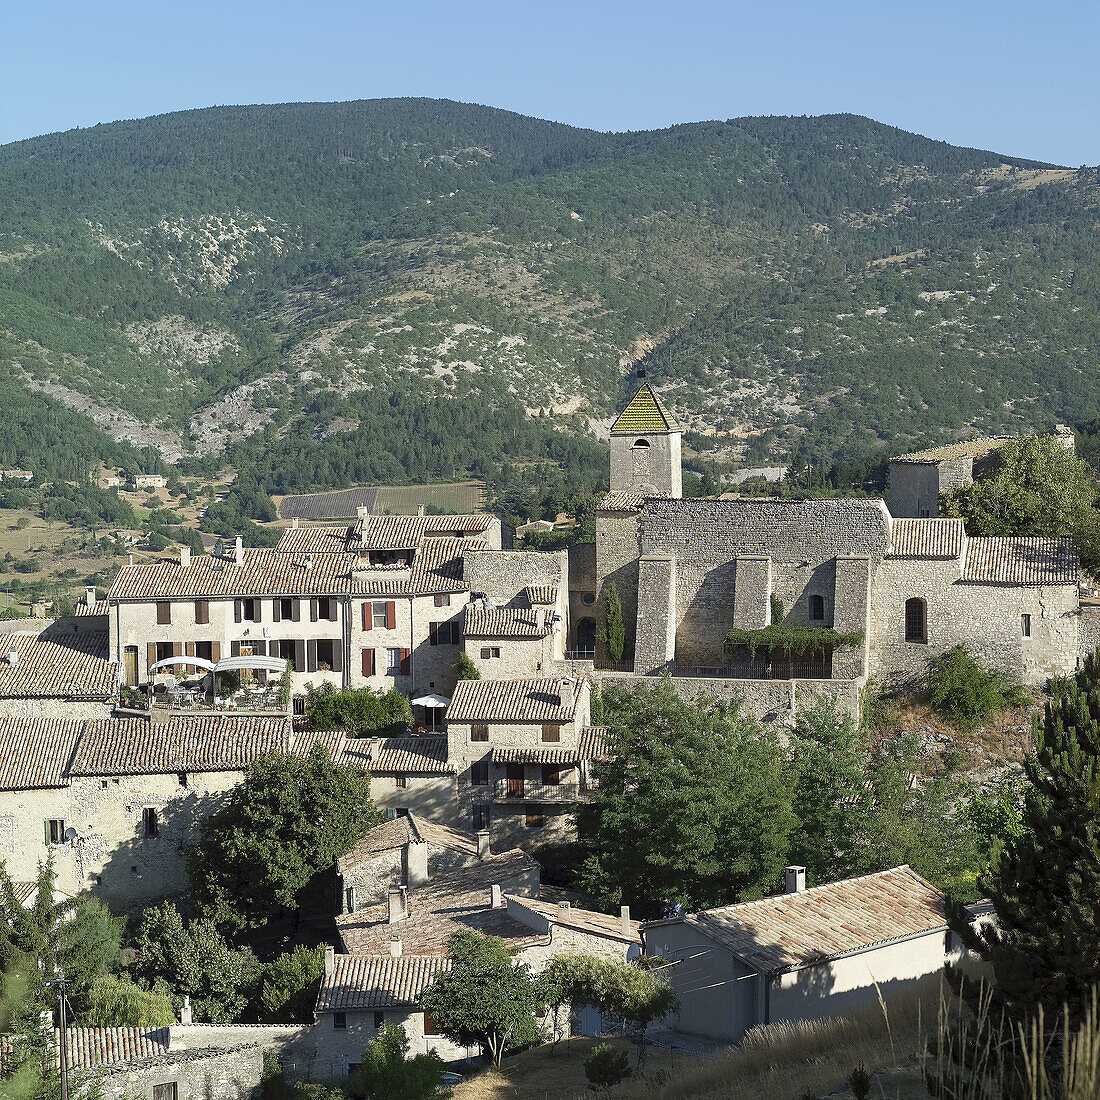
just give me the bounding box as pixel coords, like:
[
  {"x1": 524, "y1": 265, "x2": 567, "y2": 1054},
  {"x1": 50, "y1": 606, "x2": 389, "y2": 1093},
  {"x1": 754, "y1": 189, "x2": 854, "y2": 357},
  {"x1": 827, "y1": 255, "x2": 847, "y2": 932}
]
[{"x1": 608, "y1": 381, "x2": 682, "y2": 498}]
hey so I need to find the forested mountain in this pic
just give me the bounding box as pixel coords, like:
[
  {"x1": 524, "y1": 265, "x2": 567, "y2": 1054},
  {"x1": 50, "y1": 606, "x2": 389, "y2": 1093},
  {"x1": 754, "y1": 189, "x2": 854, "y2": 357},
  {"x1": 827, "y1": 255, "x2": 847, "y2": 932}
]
[{"x1": 2, "y1": 98, "x2": 1098, "y2": 499}]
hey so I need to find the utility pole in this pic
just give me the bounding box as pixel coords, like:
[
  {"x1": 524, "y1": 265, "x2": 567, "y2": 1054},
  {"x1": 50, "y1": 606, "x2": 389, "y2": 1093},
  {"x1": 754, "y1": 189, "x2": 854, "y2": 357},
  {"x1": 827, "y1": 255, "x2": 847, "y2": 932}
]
[{"x1": 53, "y1": 970, "x2": 70, "y2": 1100}]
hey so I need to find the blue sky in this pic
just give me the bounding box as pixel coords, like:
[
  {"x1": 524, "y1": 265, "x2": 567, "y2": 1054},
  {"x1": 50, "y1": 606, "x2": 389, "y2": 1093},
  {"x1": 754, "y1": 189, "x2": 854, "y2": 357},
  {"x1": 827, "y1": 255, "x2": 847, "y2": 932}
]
[{"x1": 5, "y1": 0, "x2": 1098, "y2": 164}]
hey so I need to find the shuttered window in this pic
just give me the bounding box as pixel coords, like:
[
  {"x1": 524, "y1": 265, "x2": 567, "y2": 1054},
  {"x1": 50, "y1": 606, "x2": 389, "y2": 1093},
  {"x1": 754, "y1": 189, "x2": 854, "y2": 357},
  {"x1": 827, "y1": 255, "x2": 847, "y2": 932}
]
[
  {"x1": 156, "y1": 601, "x2": 171, "y2": 625},
  {"x1": 471, "y1": 725, "x2": 489, "y2": 743},
  {"x1": 362, "y1": 648, "x2": 376, "y2": 676},
  {"x1": 194, "y1": 600, "x2": 209, "y2": 624}
]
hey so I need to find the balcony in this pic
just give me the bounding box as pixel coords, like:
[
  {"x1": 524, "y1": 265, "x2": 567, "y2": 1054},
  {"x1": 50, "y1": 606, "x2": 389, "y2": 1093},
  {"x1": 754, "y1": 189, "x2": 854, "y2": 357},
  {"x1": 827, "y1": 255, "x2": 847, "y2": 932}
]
[
  {"x1": 117, "y1": 684, "x2": 290, "y2": 717},
  {"x1": 493, "y1": 779, "x2": 593, "y2": 803}
]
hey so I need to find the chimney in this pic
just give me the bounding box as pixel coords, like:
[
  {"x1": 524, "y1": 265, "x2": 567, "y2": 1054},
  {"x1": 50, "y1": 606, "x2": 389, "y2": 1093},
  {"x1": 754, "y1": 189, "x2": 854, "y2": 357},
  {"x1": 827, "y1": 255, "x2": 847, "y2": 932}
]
[
  {"x1": 234, "y1": 536, "x2": 244, "y2": 567},
  {"x1": 180, "y1": 994, "x2": 193, "y2": 1025},
  {"x1": 292, "y1": 517, "x2": 299, "y2": 529},
  {"x1": 5, "y1": 650, "x2": 18, "y2": 670},
  {"x1": 388, "y1": 886, "x2": 407, "y2": 924},
  {"x1": 785, "y1": 866, "x2": 807, "y2": 895},
  {"x1": 476, "y1": 830, "x2": 491, "y2": 860},
  {"x1": 324, "y1": 945, "x2": 335, "y2": 978},
  {"x1": 406, "y1": 841, "x2": 429, "y2": 889},
  {"x1": 560, "y1": 679, "x2": 574, "y2": 712},
  {"x1": 389, "y1": 935, "x2": 403, "y2": 958},
  {"x1": 85, "y1": 585, "x2": 97, "y2": 608},
  {"x1": 621, "y1": 906, "x2": 632, "y2": 938},
  {"x1": 357, "y1": 505, "x2": 370, "y2": 520},
  {"x1": 179, "y1": 546, "x2": 190, "y2": 569},
  {"x1": 490, "y1": 884, "x2": 502, "y2": 908},
  {"x1": 305, "y1": 553, "x2": 314, "y2": 570},
  {"x1": 417, "y1": 505, "x2": 425, "y2": 517},
  {"x1": 558, "y1": 901, "x2": 571, "y2": 914}
]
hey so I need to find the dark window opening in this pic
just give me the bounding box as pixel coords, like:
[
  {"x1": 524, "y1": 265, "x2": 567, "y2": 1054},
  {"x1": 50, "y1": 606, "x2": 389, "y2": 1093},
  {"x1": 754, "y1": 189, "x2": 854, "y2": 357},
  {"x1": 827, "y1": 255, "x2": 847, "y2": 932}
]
[
  {"x1": 46, "y1": 819, "x2": 66, "y2": 845},
  {"x1": 333, "y1": 1012, "x2": 347, "y2": 1030},
  {"x1": 423, "y1": 1014, "x2": 439, "y2": 1036},
  {"x1": 471, "y1": 724, "x2": 489, "y2": 742},
  {"x1": 395, "y1": 776, "x2": 408, "y2": 790},
  {"x1": 373, "y1": 1011, "x2": 385, "y2": 1029},
  {"x1": 316, "y1": 639, "x2": 336, "y2": 670},
  {"x1": 142, "y1": 807, "x2": 159, "y2": 839},
  {"x1": 241, "y1": 598, "x2": 259, "y2": 622},
  {"x1": 471, "y1": 760, "x2": 489, "y2": 786},
  {"x1": 155, "y1": 642, "x2": 174, "y2": 664},
  {"x1": 810, "y1": 594, "x2": 825, "y2": 621},
  {"x1": 1022, "y1": 613, "x2": 1032, "y2": 638},
  {"x1": 153, "y1": 1083, "x2": 178, "y2": 1100},
  {"x1": 905, "y1": 598, "x2": 927, "y2": 643}
]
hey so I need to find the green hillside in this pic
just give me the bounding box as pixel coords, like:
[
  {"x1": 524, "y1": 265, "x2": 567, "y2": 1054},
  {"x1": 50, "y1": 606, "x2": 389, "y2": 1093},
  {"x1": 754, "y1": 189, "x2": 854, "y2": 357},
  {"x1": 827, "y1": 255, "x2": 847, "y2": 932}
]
[{"x1": 2, "y1": 98, "x2": 1098, "y2": 501}]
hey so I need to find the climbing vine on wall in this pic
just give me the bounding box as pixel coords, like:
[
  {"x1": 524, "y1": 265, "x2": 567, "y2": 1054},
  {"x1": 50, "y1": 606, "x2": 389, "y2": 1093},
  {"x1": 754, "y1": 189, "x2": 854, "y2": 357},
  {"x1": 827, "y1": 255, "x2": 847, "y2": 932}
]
[{"x1": 725, "y1": 626, "x2": 864, "y2": 658}]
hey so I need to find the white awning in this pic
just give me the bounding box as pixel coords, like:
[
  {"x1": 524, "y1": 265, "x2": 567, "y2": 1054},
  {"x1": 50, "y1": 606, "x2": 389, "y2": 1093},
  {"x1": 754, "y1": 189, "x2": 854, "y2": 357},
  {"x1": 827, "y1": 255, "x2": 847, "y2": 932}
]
[
  {"x1": 410, "y1": 693, "x2": 451, "y2": 709},
  {"x1": 149, "y1": 656, "x2": 215, "y2": 673},
  {"x1": 214, "y1": 656, "x2": 289, "y2": 674}
]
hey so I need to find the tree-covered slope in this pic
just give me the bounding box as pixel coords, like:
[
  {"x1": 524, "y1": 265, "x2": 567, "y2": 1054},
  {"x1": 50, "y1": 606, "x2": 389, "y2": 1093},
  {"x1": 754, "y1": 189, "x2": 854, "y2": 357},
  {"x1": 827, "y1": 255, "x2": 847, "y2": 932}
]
[{"x1": 1, "y1": 98, "x2": 1097, "y2": 491}]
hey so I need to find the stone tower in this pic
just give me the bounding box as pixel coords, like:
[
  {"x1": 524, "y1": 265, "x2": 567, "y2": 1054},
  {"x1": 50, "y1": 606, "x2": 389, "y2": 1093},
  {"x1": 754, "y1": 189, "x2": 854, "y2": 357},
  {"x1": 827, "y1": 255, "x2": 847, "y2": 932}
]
[{"x1": 609, "y1": 382, "x2": 682, "y2": 498}]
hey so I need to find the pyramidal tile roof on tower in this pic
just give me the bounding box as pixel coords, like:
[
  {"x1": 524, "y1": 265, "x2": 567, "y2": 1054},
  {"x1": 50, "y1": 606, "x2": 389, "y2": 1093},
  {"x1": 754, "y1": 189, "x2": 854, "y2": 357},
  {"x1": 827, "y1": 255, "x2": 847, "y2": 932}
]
[{"x1": 610, "y1": 383, "x2": 680, "y2": 434}]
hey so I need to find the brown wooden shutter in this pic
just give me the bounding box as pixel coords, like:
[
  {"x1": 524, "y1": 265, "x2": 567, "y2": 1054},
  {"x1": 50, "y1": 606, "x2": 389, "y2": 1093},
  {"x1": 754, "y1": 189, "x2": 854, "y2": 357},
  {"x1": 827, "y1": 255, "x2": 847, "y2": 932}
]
[
  {"x1": 195, "y1": 600, "x2": 209, "y2": 625},
  {"x1": 185, "y1": 642, "x2": 195, "y2": 657},
  {"x1": 306, "y1": 640, "x2": 319, "y2": 672},
  {"x1": 399, "y1": 648, "x2": 410, "y2": 675},
  {"x1": 362, "y1": 648, "x2": 375, "y2": 676},
  {"x1": 234, "y1": 600, "x2": 242, "y2": 623},
  {"x1": 363, "y1": 602, "x2": 373, "y2": 630},
  {"x1": 272, "y1": 599, "x2": 281, "y2": 623},
  {"x1": 310, "y1": 599, "x2": 319, "y2": 622},
  {"x1": 211, "y1": 642, "x2": 222, "y2": 663},
  {"x1": 291, "y1": 599, "x2": 300, "y2": 622},
  {"x1": 386, "y1": 601, "x2": 396, "y2": 629},
  {"x1": 331, "y1": 642, "x2": 343, "y2": 673},
  {"x1": 231, "y1": 641, "x2": 241, "y2": 657},
  {"x1": 146, "y1": 642, "x2": 156, "y2": 674},
  {"x1": 294, "y1": 639, "x2": 306, "y2": 673},
  {"x1": 328, "y1": 600, "x2": 338, "y2": 622},
  {"x1": 173, "y1": 642, "x2": 183, "y2": 658},
  {"x1": 429, "y1": 622, "x2": 438, "y2": 647}
]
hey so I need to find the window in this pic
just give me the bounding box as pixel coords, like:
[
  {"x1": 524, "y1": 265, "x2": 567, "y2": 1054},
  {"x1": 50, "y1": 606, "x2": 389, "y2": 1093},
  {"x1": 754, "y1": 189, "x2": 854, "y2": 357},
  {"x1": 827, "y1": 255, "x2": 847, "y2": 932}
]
[
  {"x1": 373, "y1": 1011, "x2": 385, "y2": 1029},
  {"x1": 156, "y1": 641, "x2": 174, "y2": 664},
  {"x1": 395, "y1": 776, "x2": 408, "y2": 790},
  {"x1": 430, "y1": 621, "x2": 459, "y2": 646},
  {"x1": 471, "y1": 760, "x2": 489, "y2": 786},
  {"x1": 582, "y1": 593, "x2": 596, "y2": 605},
  {"x1": 317, "y1": 597, "x2": 335, "y2": 621},
  {"x1": 904, "y1": 598, "x2": 927, "y2": 643},
  {"x1": 542, "y1": 724, "x2": 561, "y2": 743},
  {"x1": 386, "y1": 648, "x2": 402, "y2": 675},
  {"x1": 1022, "y1": 613, "x2": 1032, "y2": 638},
  {"x1": 156, "y1": 601, "x2": 171, "y2": 625},
  {"x1": 178, "y1": 773, "x2": 188, "y2": 788},
  {"x1": 471, "y1": 724, "x2": 489, "y2": 743},
  {"x1": 541, "y1": 765, "x2": 560, "y2": 786},
  {"x1": 333, "y1": 1012, "x2": 347, "y2": 1030},
  {"x1": 194, "y1": 600, "x2": 209, "y2": 625},
  {"x1": 372, "y1": 601, "x2": 389, "y2": 625},
  {"x1": 153, "y1": 1083, "x2": 178, "y2": 1100},
  {"x1": 480, "y1": 646, "x2": 500, "y2": 660},
  {"x1": 346, "y1": 1064, "x2": 361, "y2": 1077},
  {"x1": 45, "y1": 819, "x2": 66, "y2": 845},
  {"x1": 434, "y1": 594, "x2": 451, "y2": 607},
  {"x1": 195, "y1": 641, "x2": 213, "y2": 662},
  {"x1": 423, "y1": 1013, "x2": 439, "y2": 1036},
  {"x1": 632, "y1": 438, "x2": 651, "y2": 449},
  {"x1": 100, "y1": 779, "x2": 108, "y2": 790},
  {"x1": 395, "y1": 807, "x2": 410, "y2": 818},
  {"x1": 142, "y1": 807, "x2": 159, "y2": 839},
  {"x1": 810, "y1": 594, "x2": 825, "y2": 622},
  {"x1": 280, "y1": 597, "x2": 295, "y2": 620},
  {"x1": 316, "y1": 639, "x2": 335, "y2": 670},
  {"x1": 525, "y1": 810, "x2": 545, "y2": 829}
]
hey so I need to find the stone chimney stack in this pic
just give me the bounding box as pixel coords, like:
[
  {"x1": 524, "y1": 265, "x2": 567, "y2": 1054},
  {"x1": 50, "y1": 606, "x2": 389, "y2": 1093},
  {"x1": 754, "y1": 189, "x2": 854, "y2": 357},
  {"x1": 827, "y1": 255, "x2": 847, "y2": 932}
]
[
  {"x1": 417, "y1": 506, "x2": 425, "y2": 517},
  {"x1": 560, "y1": 679, "x2": 574, "y2": 712},
  {"x1": 234, "y1": 536, "x2": 244, "y2": 567},
  {"x1": 785, "y1": 866, "x2": 807, "y2": 895},
  {"x1": 621, "y1": 906, "x2": 632, "y2": 938},
  {"x1": 558, "y1": 901, "x2": 571, "y2": 914},
  {"x1": 388, "y1": 886, "x2": 408, "y2": 924},
  {"x1": 406, "y1": 841, "x2": 429, "y2": 888},
  {"x1": 324, "y1": 945, "x2": 335, "y2": 978},
  {"x1": 85, "y1": 585, "x2": 97, "y2": 608},
  {"x1": 292, "y1": 517, "x2": 299, "y2": 529},
  {"x1": 180, "y1": 994, "x2": 193, "y2": 1025},
  {"x1": 357, "y1": 506, "x2": 370, "y2": 520},
  {"x1": 179, "y1": 546, "x2": 190, "y2": 569},
  {"x1": 490, "y1": 883, "x2": 502, "y2": 908},
  {"x1": 389, "y1": 935, "x2": 403, "y2": 958},
  {"x1": 476, "y1": 830, "x2": 491, "y2": 860}
]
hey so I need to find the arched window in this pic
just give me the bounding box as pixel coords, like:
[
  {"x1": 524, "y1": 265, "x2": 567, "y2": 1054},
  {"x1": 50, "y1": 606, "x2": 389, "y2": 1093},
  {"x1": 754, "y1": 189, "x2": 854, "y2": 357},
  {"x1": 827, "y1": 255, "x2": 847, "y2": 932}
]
[
  {"x1": 809, "y1": 594, "x2": 825, "y2": 622},
  {"x1": 632, "y1": 438, "x2": 651, "y2": 448},
  {"x1": 905, "y1": 598, "x2": 927, "y2": 643}
]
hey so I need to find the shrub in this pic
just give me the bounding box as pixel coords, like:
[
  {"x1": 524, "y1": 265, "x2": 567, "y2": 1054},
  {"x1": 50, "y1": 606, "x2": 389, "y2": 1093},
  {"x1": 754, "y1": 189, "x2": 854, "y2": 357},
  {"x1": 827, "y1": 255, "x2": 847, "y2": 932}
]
[
  {"x1": 454, "y1": 651, "x2": 480, "y2": 681},
  {"x1": 770, "y1": 593, "x2": 785, "y2": 624},
  {"x1": 585, "y1": 1043, "x2": 632, "y2": 1090},
  {"x1": 926, "y1": 645, "x2": 1029, "y2": 730}
]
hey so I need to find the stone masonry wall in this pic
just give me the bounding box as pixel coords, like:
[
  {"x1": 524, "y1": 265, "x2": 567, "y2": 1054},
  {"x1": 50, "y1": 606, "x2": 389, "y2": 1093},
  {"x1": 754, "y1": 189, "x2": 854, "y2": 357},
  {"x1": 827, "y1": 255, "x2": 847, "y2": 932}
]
[
  {"x1": 634, "y1": 556, "x2": 676, "y2": 673},
  {"x1": 1080, "y1": 604, "x2": 1100, "y2": 662},
  {"x1": 90, "y1": 1044, "x2": 264, "y2": 1100}
]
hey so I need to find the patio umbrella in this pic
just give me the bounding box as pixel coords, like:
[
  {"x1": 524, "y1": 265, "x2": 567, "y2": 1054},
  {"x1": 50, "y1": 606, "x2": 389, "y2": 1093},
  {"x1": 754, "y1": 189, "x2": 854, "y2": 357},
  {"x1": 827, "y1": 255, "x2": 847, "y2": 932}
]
[
  {"x1": 149, "y1": 656, "x2": 215, "y2": 673},
  {"x1": 410, "y1": 693, "x2": 450, "y2": 708}
]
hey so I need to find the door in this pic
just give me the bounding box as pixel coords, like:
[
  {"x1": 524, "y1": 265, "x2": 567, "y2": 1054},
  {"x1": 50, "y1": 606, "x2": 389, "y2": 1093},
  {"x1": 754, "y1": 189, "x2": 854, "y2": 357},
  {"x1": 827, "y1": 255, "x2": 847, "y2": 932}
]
[
  {"x1": 123, "y1": 646, "x2": 139, "y2": 687},
  {"x1": 506, "y1": 764, "x2": 524, "y2": 799}
]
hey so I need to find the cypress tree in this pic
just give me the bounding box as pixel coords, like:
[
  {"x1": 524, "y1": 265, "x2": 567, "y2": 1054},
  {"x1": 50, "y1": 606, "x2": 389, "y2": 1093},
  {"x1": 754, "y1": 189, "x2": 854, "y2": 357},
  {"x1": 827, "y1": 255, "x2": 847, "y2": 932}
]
[{"x1": 602, "y1": 582, "x2": 626, "y2": 664}]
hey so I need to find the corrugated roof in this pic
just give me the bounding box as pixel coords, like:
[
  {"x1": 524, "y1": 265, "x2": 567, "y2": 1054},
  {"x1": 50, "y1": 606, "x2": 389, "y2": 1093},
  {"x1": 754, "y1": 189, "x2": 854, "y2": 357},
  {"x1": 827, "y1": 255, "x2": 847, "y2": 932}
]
[
  {"x1": 336, "y1": 849, "x2": 542, "y2": 955},
  {"x1": 646, "y1": 866, "x2": 945, "y2": 974},
  {"x1": 0, "y1": 630, "x2": 116, "y2": 699},
  {"x1": 0, "y1": 719, "x2": 83, "y2": 790},
  {"x1": 610, "y1": 384, "x2": 680, "y2": 434},
  {"x1": 962, "y1": 537, "x2": 1079, "y2": 585},
  {"x1": 316, "y1": 955, "x2": 452, "y2": 1011},
  {"x1": 446, "y1": 678, "x2": 580, "y2": 723},
  {"x1": 506, "y1": 895, "x2": 641, "y2": 944},
  {"x1": 463, "y1": 605, "x2": 548, "y2": 639},
  {"x1": 887, "y1": 518, "x2": 965, "y2": 559}
]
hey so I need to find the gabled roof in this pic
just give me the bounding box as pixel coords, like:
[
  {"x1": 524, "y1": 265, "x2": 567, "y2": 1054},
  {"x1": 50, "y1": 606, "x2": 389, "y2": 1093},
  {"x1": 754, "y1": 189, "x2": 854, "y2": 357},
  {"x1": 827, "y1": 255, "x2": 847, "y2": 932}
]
[
  {"x1": 644, "y1": 866, "x2": 945, "y2": 975},
  {"x1": 610, "y1": 383, "x2": 680, "y2": 435},
  {"x1": 0, "y1": 719, "x2": 83, "y2": 790},
  {"x1": 463, "y1": 604, "x2": 549, "y2": 639},
  {"x1": 446, "y1": 678, "x2": 581, "y2": 723},
  {"x1": 339, "y1": 814, "x2": 481, "y2": 872},
  {"x1": 339, "y1": 736, "x2": 453, "y2": 775},
  {"x1": 506, "y1": 895, "x2": 641, "y2": 944},
  {"x1": 0, "y1": 630, "x2": 116, "y2": 700},
  {"x1": 316, "y1": 955, "x2": 452, "y2": 1011},
  {"x1": 887, "y1": 518, "x2": 965, "y2": 560}
]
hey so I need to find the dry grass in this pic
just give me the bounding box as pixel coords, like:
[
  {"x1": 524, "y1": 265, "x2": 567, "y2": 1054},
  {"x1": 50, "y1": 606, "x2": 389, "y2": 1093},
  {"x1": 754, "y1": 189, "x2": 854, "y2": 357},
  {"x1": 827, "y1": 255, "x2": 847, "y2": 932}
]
[{"x1": 449, "y1": 1037, "x2": 677, "y2": 1100}]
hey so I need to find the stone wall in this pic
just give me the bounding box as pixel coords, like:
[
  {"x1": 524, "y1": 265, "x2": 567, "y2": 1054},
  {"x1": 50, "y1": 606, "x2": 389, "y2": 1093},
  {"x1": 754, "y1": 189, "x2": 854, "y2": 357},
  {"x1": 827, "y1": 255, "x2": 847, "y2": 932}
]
[
  {"x1": 91, "y1": 1044, "x2": 264, "y2": 1100},
  {"x1": 610, "y1": 432, "x2": 682, "y2": 497},
  {"x1": 634, "y1": 556, "x2": 676, "y2": 673},
  {"x1": 463, "y1": 549, "x2": 567, "y2": 604},
  {"x1": 312, "y1": 1008, "x2": 468, "y2": 1070},
  {"x1": 369, "y1": 774, "x2": 460, "y2": 827},
  {"x1": 341, "y1": 842, "x2": 478, "y2": 912},
  {"x1": 594, "y1": 512, "x2": 641, "y2": 662},
  {"x1": 1080, "y1": 604, "x2": 1100, "y2": 662}
]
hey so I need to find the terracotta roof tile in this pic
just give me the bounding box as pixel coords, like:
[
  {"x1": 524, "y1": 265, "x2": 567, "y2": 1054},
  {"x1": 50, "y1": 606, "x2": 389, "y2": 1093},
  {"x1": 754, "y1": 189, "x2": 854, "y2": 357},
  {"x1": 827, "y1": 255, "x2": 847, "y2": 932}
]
[
  {"x1": 0, "y1": 630, "x2": 116, "y2": 699},
  {"x1": 596, "y1": 490, "x2": 649, "y2": 513},
  {"x1": 316, "y1": 955, "x2": 452, "y2": 1011},
  {"x1": 463, "y1": 605, "x2": 548, "y2": 639},
  {"x1": 62, "y1": 1027, "x2": 171, "y2": 1069},
  {"x1": 962, "y1": 537, "x2": 1079, "y2": 585},
  {"x1": 339, "y1": 815, "x2": 479, "y2": 872},
  {"x1": 447, "y1": 678, "x2": 580, "y2": 724},
  {"x1": 338, "y1": 736, "x2": 453, "y2": 775},
  {"x1": 506, "y1": 895, "x2": 641, "y2": 944},
  {"x1": 0, "y1": 719, "x2": 83, "y2": 789},
  {"x1": 524, "y1": 585, "x2": 558, "y2": 606},
  {"x1": 887, "y1": 518, "x2": 965, "y2": 560},
  {"x1": 645, "y1": 866, "x2": 945, "y2": 974}
]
